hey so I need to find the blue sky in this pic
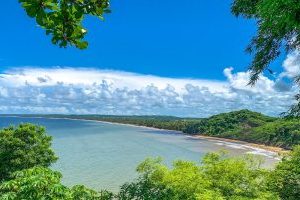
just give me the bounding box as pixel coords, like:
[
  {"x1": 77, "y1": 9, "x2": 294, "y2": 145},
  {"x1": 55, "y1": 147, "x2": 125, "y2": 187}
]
[
  {"x1": 0, "y1": 1, "x2": 298, "y2": 116},
  {"x1": 1, "y1": 0, "x2": 273, "y2": 78}
]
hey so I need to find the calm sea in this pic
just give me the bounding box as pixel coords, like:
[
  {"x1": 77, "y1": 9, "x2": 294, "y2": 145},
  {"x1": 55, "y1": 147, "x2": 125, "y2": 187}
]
[{"x1": 0, "y1": 116, "x2": 279, "y2": 191}]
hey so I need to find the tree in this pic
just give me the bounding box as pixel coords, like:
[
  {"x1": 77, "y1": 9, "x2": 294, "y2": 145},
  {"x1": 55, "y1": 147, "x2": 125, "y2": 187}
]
[
  {"x1": 0, "y1": 123, "x2": 58, "y2": 182},
  {"x1": 0, "y1": 123, "x2": 114, "y2": 199},
  {"x1": 117, "y1": 158, "x2": 173, "y2": 200},
  {"x1": 231, "y1": 0, "x2": 300, "y2": 116},
  {"x1": 0, "y1": 167, "x2": 113, "y2": 200},
  {"x1": 287, "y1": 93, "x2": 300, "y2": 117},
  {"x1": 231, "y1": 0, "x2": 300, "y2": 84},
  {"x1": 19, "y1": 0, "x2": 110, "y2": 49},
  {"x1": 269, "y1": 145, "x2": 300, "y2": 200},
  {"x1": 118, "y1": 153, "x2": 278, "y2": 200}
]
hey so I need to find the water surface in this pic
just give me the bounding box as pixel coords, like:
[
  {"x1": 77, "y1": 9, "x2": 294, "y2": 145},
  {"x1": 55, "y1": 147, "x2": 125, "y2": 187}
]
[{"x1": 0, "y1": 117, "x2": 279, "y2": 191}]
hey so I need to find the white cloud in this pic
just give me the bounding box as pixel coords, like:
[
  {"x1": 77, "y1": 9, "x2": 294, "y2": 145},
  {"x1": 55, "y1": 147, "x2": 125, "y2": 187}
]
[
  {"x1": 0, "y1": 67, "x2": 226, "y2": 92},
  {"x1": 224, "y1": 67, "x2": 275, "y2": 93},
  {"x1": 0, "y1": 66, "x2": 297, "y2": 117},
  {"x1": 281, "y1": 51, "x2": 300, "y2": 79}
]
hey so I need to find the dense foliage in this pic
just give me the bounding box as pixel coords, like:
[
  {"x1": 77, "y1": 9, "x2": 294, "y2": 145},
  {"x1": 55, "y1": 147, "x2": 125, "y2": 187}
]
[
  {"x1": 246, "y1": 119, "x2": 300, "y2": 149},
  {"x1": 269, "y1": 145, "x2": 300, "y2": 199},
  {"x1": 0, "y1": 123, "x2": 57, "y2": 182},
  {"x1": 118, "y1": 147, "x2": 300, "y2": 200},
  {"x1": 118, "y1": 154, "x2": 277, "y2": 200},
  {"x1": 0, "y1": 167, "x2": 113, "y2": 199},
  {"x1": 231, "y1": 0, "x2": 300, "y2": 83},
  {"x1": 19, "y1": 0, "x2": 110, "y2": 49},
  {"x1": 231, "y1": 0, "x2": 300, "y2": 116},
  {"x1": 18, "y1": 109, "x2": 300, "y2": 149}
]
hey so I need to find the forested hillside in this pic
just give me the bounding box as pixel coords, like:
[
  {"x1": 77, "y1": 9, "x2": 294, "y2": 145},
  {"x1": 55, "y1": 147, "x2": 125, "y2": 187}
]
[{"x1": 9, "y1": 110, "x2": 300, "y2": 149}]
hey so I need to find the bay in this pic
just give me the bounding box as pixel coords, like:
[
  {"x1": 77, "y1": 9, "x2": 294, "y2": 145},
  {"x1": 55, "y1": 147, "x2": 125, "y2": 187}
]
[{"x1": 0, "y1": 116, "x2": 279, "y2": 191}]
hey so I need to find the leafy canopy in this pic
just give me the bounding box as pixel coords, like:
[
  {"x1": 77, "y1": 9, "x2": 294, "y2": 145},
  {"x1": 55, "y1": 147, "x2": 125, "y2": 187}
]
[
  {"x1": 0, "y1": 167, "x2": 113, "y2": 200},
  {"x1": 19, "y1": 0, "x2": 110, "y2": 49},
  {"x1": 231, "y1": 0, "x2": 300, "y2": 116},
  {"x1": 231, "y1": 0, "x2": 300, "y2": 84},
  {"x1": 0, "y1": 123, "x2": 58, "y2": 182},
  {"x1": 269, "y1": 145, "x2": 300, "y2": 200},
  {"x1": 118, "y1": 153, "x2": 278, "y2": 200},
  {"x1": 0, "y1": 124, "x2": 114, "y2": 199}
]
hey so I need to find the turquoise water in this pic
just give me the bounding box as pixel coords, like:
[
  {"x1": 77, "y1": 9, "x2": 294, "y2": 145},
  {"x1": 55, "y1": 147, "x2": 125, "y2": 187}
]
[{"x1": 0, "y1": 117, "x2": 279, "y2": 191}]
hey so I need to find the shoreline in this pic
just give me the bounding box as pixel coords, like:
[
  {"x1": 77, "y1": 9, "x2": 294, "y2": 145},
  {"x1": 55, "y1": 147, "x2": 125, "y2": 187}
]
[
  {"x1": 192, "y1": 135, "x2": 287, "y2": 155},
  {"x1": 63, "y1": 118, "x2": 287, "y2": 155},
  {"x1": 98, "y1": 120, "x2": 287, "y2": 155},
  {"x1": 2, "y1": 115, "x2": 287, "y2": 155}
]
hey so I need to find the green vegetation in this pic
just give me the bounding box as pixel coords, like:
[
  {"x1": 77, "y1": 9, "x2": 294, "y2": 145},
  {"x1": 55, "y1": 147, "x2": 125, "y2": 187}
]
[
  {"x1": 231, "y1": 0, "x2": 300, "y2": 84},
  {"x1": 0, "y1": 124, "x2": 113, "y2": 199},
  {"x1": 231, "y1": 0, "x2": 300, "y2": 116},
  {"x1": 118, "y1": 146, "x2": 300, "y2": 200},
  {"x1": 15, "y1": 109, "x2": 300, "y2": 149},
  {"x1": 0, "y1": 123, "x2": 300, "y2": 199},
  {"x1": 118, "y1": 154, "x2": 275, "y2": 200},
  {"x1": 0, "y1": 167, "x2": 113, "y2": 199},
  {"x1": 269, "y1": 145, "x2": 300, "y2": 199},
  {"x1": 246, "y1": 119, "x2": 300, "y2": 149},
  {"x1": 0, "y1": 124, "x2": 57, "y2": 182},
  {"x1": 19, "y1": 0, "x2": 110, "y2": 49}
]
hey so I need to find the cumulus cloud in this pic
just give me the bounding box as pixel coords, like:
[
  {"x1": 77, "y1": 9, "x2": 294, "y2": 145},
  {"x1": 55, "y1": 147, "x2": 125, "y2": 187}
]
[
  {"x1": 0, "y1": 66, "x2": 298, "y2": 117},
  {"x1": 281, "y1": 51, "x2": 300, "y2": 79}
]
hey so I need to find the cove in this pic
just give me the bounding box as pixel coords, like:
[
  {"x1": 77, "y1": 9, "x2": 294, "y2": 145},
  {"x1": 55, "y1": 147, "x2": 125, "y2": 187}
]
[{"x1": 0, "y1": 116, "x2": 279, "y2": 191}]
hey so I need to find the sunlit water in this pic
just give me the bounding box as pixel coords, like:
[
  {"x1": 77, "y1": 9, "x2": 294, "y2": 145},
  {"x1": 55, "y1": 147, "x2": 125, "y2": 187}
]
[{"x1": 0, "y1": 117, "x2": 279, "y2": 191}]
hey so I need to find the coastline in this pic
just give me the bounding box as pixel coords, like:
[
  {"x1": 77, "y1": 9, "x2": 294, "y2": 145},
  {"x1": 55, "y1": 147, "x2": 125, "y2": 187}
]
[
  {"x1": 192, "y1": 135, "x2": 287, "y2": 155},
  {"x1": 71, "y1": 120, "x2": 286, "y2": 155},
  {"x1": 97, "y1": 120, "x2": 287, "y2": 155},
  {"x1": 2, "y1": 115, "x2": 287, "y2": 155}
]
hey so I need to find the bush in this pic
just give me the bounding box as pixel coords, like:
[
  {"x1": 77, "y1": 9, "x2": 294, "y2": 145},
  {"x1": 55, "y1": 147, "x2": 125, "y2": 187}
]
[
  {"x1": 118, "y1": 153, "x2": 278, "y2": 200},
  {"x1": 0, "y1": 123, "x2": 58, "y2": 182},
  {"x1": 269, "y1": 145, "x2": 300, "y2": 200}
]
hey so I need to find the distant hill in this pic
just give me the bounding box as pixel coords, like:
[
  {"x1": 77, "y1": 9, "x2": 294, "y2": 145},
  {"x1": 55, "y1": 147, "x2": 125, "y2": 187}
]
[
  {"x1": 181, "y1": 109, "x2": 276, "y2": 134},
  {"x1": 2, "y1": 110, "x2": 300, "y2": 149},
  {"x1": 183, "y1": 110, "x2": 300, "y2": 149}
]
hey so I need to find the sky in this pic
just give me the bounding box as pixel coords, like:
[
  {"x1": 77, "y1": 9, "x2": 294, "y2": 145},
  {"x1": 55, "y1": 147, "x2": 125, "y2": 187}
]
[{"x1": 0, "y1": 1, "x2": 299, "y2": 117}]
